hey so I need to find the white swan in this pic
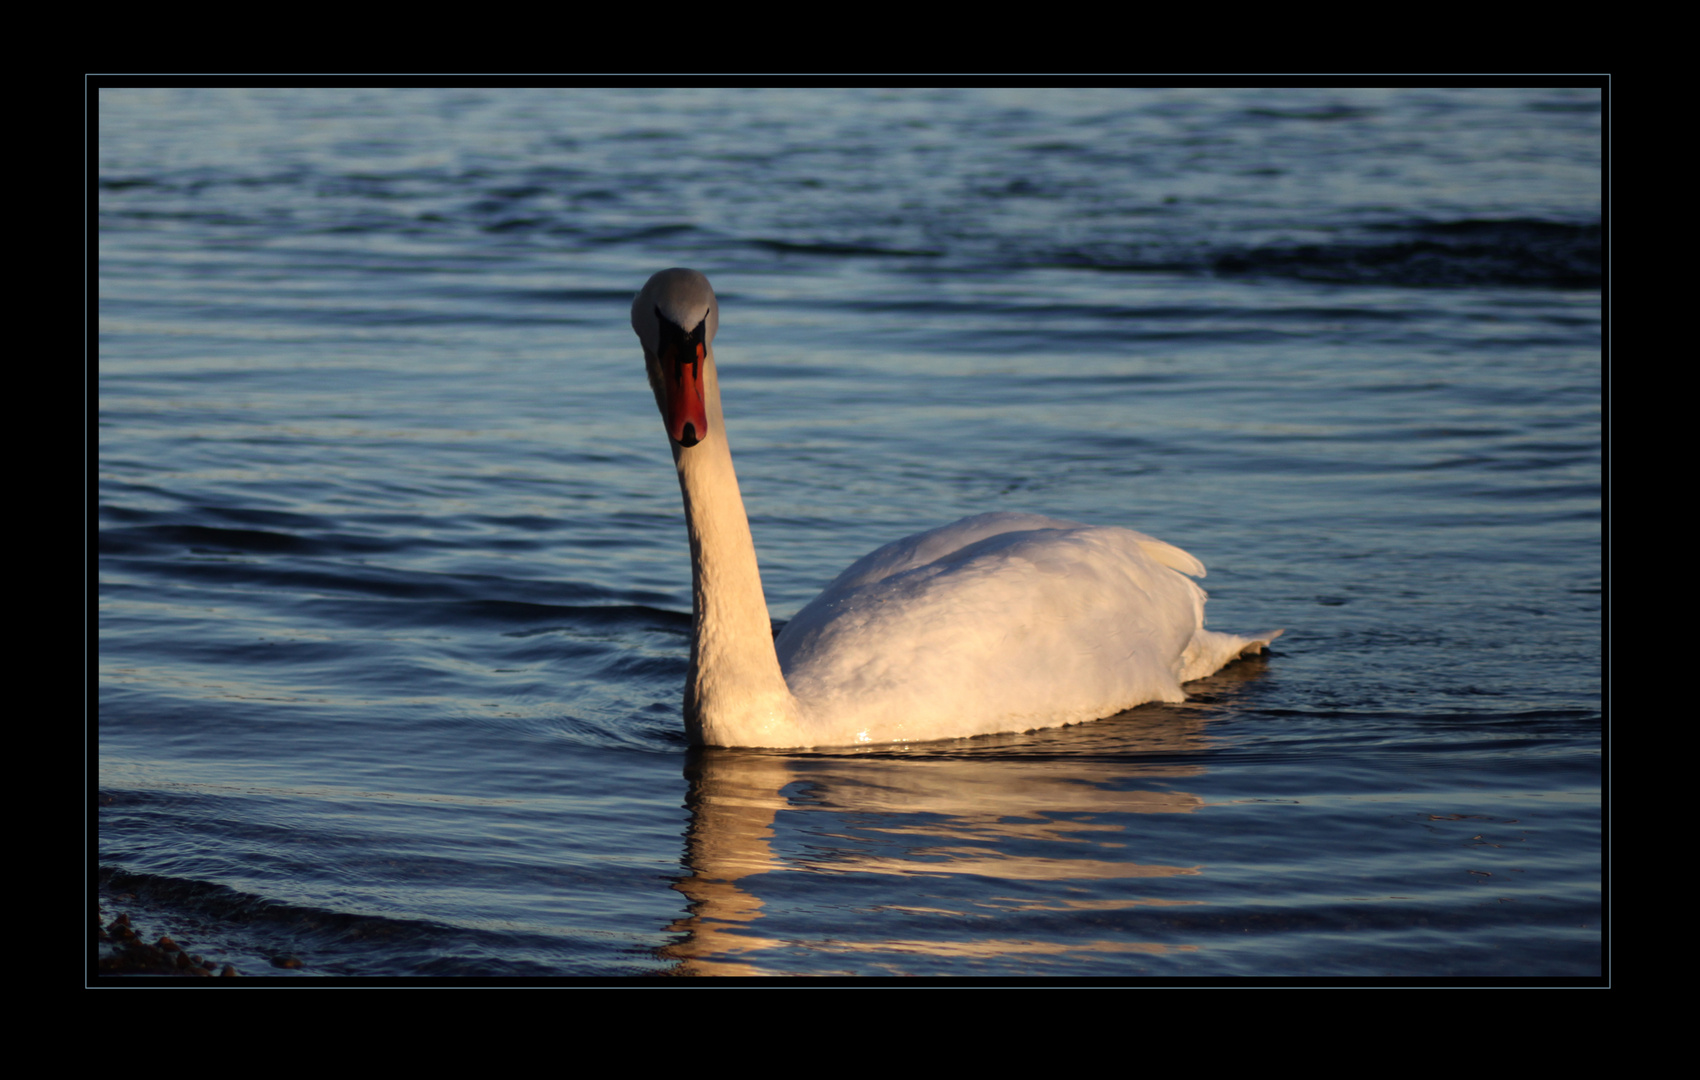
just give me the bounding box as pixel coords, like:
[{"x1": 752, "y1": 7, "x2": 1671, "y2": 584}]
[{"x1": 633, "y1": 268, "x2": 1281, "y2": 748}]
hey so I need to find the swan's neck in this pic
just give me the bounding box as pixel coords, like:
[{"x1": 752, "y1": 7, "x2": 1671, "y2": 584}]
[{"x1": 673, "y1": 380, "x2": 801, "y2": 746}]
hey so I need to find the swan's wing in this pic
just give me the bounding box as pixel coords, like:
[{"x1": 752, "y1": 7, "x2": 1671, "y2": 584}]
[
  {"x1": 1124, "y1": 533, "x2": 1206, "y2": 580},
  {"x1": 776, "y1": 523, "x2": 1212, "y2": 742}
]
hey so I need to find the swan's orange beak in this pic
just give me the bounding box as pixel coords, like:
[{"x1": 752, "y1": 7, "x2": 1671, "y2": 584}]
[{"x1": 662, "y1": 337, "x2": 709, "y2": 448}]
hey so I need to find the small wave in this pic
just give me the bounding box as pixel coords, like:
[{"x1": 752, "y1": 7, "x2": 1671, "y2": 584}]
[
  {"x1": 97, "y1": 866, "x2": 570, "y2": 977},
  {"x1": 753, "y1": 237, "x2": 944, "y2": 259},
  {"x1": 1213, "y1": 219, "x2": 1600, "y2": 289},
  {"x1": 737, "y1": 218, "x2": 1600, "y2": 290}
]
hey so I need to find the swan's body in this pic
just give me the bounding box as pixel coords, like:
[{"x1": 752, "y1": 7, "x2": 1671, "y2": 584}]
[{"x1": 633, "y1": 268, "x2": 1281, "y2": 748}]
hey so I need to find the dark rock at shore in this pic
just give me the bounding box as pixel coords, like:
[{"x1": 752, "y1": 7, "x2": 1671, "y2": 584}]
[{"x1": 97, "y1": 910, "x2": 239, "y2": 978}]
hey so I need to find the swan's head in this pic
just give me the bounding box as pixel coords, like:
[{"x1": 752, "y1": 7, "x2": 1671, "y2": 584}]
[{"x1": 632, "y1": 268, "x2": 719, "y2": 449}]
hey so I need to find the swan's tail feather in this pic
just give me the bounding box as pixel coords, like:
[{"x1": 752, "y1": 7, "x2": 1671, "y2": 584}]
[
  {"x1": 1238, "y1": 628, "x2": 1284, "y2": 655},
  {"x1": 1177, "y1": 628, "x2": 1284, "y2": 684}
]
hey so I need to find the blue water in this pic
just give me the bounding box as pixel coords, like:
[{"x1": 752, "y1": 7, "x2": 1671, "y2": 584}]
[{"x1": 96, "y1": 86, "x2": 1602, "y2": 979}]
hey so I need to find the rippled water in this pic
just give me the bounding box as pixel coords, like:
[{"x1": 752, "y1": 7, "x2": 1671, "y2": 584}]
[{"x1": 96, "y1": 87, "x2": 1602, "y2": 979}]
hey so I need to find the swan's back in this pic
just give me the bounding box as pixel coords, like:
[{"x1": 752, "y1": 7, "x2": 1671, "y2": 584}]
[{"x1": 773, "y1": 512, "x2": 1255, "y2": 745}]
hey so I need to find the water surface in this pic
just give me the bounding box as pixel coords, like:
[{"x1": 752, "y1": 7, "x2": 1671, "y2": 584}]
[{"x1": 97, "y1": 87, "x2": 1602, "y2": 979}]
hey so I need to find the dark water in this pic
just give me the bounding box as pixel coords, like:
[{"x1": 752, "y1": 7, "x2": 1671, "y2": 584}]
[{"x1": 96, "y1": 87, "x2": 1602, "y2": 979}]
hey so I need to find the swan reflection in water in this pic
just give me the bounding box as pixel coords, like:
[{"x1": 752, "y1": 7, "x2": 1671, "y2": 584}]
[{"x1": 657, "y1": 659, "x2": 1274, "y2": 976}]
